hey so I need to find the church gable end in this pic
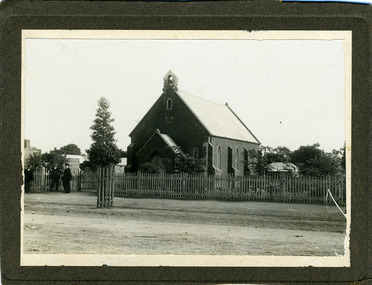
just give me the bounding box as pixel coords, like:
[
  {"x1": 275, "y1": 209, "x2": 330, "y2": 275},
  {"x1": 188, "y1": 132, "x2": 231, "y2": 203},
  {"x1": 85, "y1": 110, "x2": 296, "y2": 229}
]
[{"x1": 127, "y1": 71, "x2": 211, "y2": 171}]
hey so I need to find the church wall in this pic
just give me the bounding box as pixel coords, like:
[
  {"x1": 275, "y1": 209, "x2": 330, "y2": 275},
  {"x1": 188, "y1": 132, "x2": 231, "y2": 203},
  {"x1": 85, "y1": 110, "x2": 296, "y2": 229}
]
[
  {"x1": 210, "y1": 137, "x2": 259, "y2": 176},
  {"x1": 128, "y1": 88, "x2": 210, "y2": 171}
]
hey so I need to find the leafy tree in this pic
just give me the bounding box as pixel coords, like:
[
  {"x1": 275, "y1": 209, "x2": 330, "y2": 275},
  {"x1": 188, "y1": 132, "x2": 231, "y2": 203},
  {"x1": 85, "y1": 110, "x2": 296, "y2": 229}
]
[
  {"x1": 79, "y1": 160, "x2": 97, "y2": 171},
  {"x1": 246, "y1": 146, "x2": 285, "y2": 175},
  {"x1": 290, "y1": 143, "x2": 344, "y2": 176},
  {"x1": 119, "y1": 149, "x2": 127, "y2": 158},
  {"x1": 340, "y1": 143, "x2": 346, "y2": 171},
  {"x1": 245, "y1": 143, "x2": 345, "y2": 176},
  {"x1": 305, "y1": 152, "x2": 343, "y2": 176},
  {"x1": 290, "y1": 143, "x2": 322, "y2": 167},
  {"x1": 60, "y1": 143, "x2": 81, "y2": 155},
  {"x1": 139, "y1": 162, "x2": 162, "y2": 174},
  {"x1": 41, "y1": 148, "x2": 68, "y2": 170},
  {"x1": 246, "y1": 148, "x2": 265, "y2": 175},
  {"x1": 164, "y1": 145, "x2": 206, "y2": 174},
  {"x1": 266, "y1": 146, "x2": 291, "y2": 164},
  {"x1": 174, "y1": 153, "x2": 206, "y2": 174},
  {"x1": 86, "y1": 97, "x2": 121, "y2": 168},
  {"x1": 25, "y1": 152, "x2": 42, "y2": 170}
]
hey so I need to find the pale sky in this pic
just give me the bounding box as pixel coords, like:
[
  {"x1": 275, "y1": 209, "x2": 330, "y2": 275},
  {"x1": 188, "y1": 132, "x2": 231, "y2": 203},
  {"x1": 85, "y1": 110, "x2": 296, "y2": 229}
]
[{"x1": 24, "y1": 31, "x2": 347, "y2": 154}]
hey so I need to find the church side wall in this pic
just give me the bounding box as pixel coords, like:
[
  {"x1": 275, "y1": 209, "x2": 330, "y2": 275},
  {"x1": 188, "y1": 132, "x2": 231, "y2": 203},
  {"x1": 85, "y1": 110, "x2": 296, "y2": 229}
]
[{"x1": 210, "y1": 137, "x2": 259, "y2": 176}]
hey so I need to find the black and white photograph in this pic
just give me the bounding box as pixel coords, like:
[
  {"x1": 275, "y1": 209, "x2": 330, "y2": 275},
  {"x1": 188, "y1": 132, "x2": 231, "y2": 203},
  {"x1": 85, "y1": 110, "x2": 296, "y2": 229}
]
[{"x1": 21, "y1": 30, "x2": 351, "y2": 267}]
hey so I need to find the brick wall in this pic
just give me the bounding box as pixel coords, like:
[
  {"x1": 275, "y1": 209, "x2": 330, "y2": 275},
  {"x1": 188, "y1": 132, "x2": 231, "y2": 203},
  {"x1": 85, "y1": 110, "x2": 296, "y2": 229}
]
[
  {"x1": 210, "y1": 137, "x2": 259, "y2": 176},
  {"x1": 128, "y1": 88, "x2": 210, "y2": 171}
]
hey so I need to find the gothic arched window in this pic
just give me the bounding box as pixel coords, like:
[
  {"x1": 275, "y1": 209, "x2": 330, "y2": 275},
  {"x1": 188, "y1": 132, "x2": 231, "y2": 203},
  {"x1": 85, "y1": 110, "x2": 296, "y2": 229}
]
[
  {"x1": 217, "y1": 146, "x2": 222, "y2": 170},
  {"x1": 235, "y1": 149, "x2": 239, "y2": 170},
  {"x1": 166, "y1": 98, "x2": 173, "y2": 110},
  {"x1": 192, "y1": 146, "x2": 199, "y2": 160}
]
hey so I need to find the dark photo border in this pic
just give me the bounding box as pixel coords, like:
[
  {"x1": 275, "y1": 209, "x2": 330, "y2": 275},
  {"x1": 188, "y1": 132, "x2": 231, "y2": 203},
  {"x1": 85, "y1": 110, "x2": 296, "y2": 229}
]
[{"x1": 1, "y1": 1, "x2": 371, "y2": 284}]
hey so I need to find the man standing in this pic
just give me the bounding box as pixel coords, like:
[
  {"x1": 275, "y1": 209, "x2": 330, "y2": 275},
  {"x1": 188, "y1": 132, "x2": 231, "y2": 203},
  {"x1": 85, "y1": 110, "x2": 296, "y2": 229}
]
[
  {"x1": 50, "y1": 165, "x2": 61, "y2": 192},
  {"x1": 62, "y1": 163, "x2": 72, "y2": 193},
  {"x1": 24, "y1": 168, "x2": 33, "y2": 193}
]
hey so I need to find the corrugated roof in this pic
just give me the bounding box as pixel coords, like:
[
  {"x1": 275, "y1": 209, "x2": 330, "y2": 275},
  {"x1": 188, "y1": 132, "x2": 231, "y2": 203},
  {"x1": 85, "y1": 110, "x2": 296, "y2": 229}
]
[{"x1": 177, "y1": 91, "x2": 259, "y2": 144}]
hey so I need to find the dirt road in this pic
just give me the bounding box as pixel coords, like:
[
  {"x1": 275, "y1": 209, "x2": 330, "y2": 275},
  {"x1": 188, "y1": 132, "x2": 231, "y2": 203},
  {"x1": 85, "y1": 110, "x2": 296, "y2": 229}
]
[{"x1": 23, "y1": 191, "x2": 347, "y2": 256}]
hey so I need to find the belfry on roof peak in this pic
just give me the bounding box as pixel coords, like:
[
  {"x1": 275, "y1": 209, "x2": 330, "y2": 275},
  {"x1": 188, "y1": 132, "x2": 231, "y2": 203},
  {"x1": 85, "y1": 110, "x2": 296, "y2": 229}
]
[{"x1": 163, "y1": 70, "x2": 178, "y2": 91}]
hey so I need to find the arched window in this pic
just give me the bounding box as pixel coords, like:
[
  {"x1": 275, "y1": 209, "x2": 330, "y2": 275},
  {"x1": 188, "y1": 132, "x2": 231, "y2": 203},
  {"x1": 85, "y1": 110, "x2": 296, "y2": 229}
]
[
  {"x1": 217, "y1": 146, "x2": 222, "y2": 170},
  {"x1": 235, "y1": 149, "x2": 239, "y2": 170},
  {"x1": 192, "y1": 146, "x2": 199, "y2": 160},
  {"x1": 166, "y1": 98, "x2": 172, "y2": 110}
]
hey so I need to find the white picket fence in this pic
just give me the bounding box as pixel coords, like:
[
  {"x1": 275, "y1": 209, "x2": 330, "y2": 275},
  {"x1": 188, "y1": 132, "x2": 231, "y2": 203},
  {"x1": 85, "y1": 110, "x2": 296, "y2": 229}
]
[
  {"x1": 28, "y1": 168, "x2": 346, "y2": 205},
  {"x1": 114, "y1": 172, "x2": 346, "y2": 205}
]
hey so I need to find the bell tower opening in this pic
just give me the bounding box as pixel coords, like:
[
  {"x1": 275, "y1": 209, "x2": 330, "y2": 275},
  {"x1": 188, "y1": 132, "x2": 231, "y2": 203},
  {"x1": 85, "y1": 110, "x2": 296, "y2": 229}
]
[{"x1": 163, "y1": 70, "x2": 179, "y2": 91}]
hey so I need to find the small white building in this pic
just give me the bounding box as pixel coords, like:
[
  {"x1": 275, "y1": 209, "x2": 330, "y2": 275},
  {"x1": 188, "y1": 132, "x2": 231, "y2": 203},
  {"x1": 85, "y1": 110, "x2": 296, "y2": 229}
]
[
  {"x1": 115, "y1": 158, "x2": 127, "y2": 174},
  {"x1": 266, "y1": 162, "x2": 299, "y2": 176},
  {"x1": 66, "y1": 154, "x2": 89, "y2": 175},
  {"x1": 66, "y1": 155, "x2": 127, "y2": 174}
]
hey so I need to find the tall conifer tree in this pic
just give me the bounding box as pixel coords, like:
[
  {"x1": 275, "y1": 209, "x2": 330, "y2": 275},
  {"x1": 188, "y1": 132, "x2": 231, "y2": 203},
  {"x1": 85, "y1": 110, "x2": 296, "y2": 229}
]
[{"x1": 87, "y1": 97, "x2": 121, "y2": 168}]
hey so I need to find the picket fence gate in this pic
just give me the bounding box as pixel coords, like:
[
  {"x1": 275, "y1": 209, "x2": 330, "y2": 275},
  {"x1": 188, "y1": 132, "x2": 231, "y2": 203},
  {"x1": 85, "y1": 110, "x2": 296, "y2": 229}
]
[{"x1": 96, "y1": 166, "x2": 115, "y2": 208}]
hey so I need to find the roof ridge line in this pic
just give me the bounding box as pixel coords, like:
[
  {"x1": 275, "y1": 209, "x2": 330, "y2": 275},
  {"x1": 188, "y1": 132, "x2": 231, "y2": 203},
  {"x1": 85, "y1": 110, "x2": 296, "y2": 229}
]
[
  {"x1": 175, "y1": 91, "x2": 213, "y2": 136},
  {"x1": 224, "y1": 103, "x2": 261, "y2": 144},
  {"x1": 177, "y1": 90, "x2": 224, "y2": 106},
  {"x1": 129, "y1": 94, "x2": 163, "y2": 137},
  {"x1": 135, "y1": 130, "x2": 159, "y2": 156}
]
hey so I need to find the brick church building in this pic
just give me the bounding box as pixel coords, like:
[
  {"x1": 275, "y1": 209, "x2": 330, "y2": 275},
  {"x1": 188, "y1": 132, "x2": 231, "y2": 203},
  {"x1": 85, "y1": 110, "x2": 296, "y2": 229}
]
[{"x1": 126, "y1": 71, "x2": 260, "y2": 176}]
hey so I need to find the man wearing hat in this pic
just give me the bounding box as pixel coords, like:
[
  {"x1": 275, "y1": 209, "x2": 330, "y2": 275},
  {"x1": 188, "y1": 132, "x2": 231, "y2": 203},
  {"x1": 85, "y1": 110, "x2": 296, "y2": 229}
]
[{"x1": 62, "y1": 163, "x2": 72, "y2": 193}]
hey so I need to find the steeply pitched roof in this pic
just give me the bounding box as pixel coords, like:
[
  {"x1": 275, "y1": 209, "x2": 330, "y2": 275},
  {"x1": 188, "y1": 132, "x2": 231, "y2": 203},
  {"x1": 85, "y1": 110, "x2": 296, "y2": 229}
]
[
  {"x1": 136, "y1": 129, "x2": 181, "y2": 156},
  {"x1": 158, "y1": 132, "x2": 178, "y2": 149},
  {"x1": 177, "y1": 91, "x2": 260, "y2": 144}
]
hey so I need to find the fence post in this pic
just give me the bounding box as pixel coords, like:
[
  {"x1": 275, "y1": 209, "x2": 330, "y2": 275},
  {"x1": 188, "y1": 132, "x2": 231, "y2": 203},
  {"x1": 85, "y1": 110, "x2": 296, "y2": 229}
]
[
  {"x1": 138, "y1": 172, "x2": 142, "y2": 192},
  {"x1": 340, "y1": 175, "x2": 345, "y2": 205},
  {"x1": 96, "y1": 166, "x2": 116, "y2": 208},
  {"x1": 105, "y1": 167, "x2": 110, "y2": 207},
  {"x1": 43, "y1": 168, "x2": 48, "y2": 192},
  {"x1": 182, "y1": 174, "x2": 186, "y2": 198},
  {"x1": 97, "y1": 168, "x2": 101, "y2": 208},
  {"x1": 77, "y1": 170, "x2": 81, "y2": 191},
  {"x1": 102, "y1": 167, "x2": 106, "y2": 207},
  {"x1": 109, "y1": 166, "x2": 113, "y2": 207},
  {"x1": 282, "y1": 176, "x2": 286, "y2": 202}
]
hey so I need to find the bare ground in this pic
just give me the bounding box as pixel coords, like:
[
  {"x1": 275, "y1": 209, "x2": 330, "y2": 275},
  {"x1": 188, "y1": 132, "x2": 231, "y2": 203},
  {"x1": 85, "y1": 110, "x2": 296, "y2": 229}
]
[{"x1": 23, "y1": 191, "x2": 347, "y2": 256}]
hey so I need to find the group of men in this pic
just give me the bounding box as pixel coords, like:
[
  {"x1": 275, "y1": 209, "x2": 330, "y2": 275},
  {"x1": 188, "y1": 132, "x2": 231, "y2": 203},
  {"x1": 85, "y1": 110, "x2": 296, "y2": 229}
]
[
  {"x1": 24, "y1": 163, "x2": 73, "y2": 194},
  {"x1": 49, "y1": 163, "x2": 73, "y2": 193}
]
